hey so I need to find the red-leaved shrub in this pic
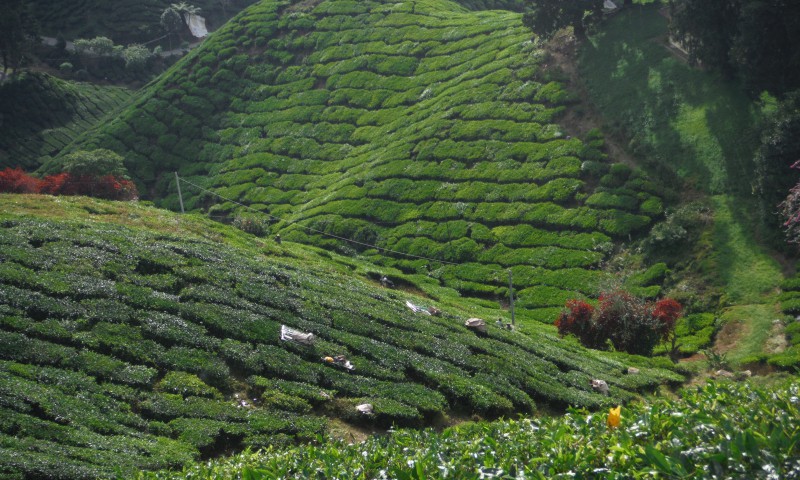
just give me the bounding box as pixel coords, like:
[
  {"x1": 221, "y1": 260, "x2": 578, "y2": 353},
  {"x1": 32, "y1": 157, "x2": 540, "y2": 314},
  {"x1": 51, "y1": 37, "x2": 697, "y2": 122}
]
[
  {"x1": 0, "y1": 167, "x2": 137, "y2": 201},
  {"x1": 39, "y1": 172, "x2": 70, "y2": 195},
  {"x1": 556, "y1": 291, "x2": 682, "y2": 356},
  {"x1": 0, "y1": 167, "x2": 41, "y2": 193},
  {"x1": 555, "y1": 300, "x2": 595, "y2": 346}
]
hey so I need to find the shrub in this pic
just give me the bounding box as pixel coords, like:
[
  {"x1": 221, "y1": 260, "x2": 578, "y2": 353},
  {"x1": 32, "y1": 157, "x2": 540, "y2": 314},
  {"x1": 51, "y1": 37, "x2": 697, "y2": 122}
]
[
  {"x1": 556, "y1": 291, "x2": 682, "y2": 356},
  {"x1": 156, "y1": 371, "x2": 223, "y2": 399},
  {"x1": 233, "y1": 214, "x2": 270, "y2": 237},
  {"x1": 554, "y1": 299, "x2": 595, "y2": 346},
  {"x1": 0, "y1": 167, "x2": 40, "y2": 193}
]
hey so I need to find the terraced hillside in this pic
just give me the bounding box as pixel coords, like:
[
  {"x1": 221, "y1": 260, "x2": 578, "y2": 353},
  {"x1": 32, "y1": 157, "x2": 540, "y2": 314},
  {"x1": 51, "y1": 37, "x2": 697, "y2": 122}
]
[
  {"x1": 70, "y1": 0, "x2": 668, "y2": 322},
  {"x1": 0, "y1": 72, "x2": 133, "y2": 170},
  {"x1": 0, "y1": 195, "x2": 680, "y2": 478}
]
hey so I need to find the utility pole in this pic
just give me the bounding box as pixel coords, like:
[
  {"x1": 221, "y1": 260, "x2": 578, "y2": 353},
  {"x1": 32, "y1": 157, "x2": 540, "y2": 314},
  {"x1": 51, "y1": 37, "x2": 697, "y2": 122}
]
[
  {"x1": 174, "y1": 172, "x2": 185, "y2": 214},
  {"x1": 508, "y1": 269, "x2": 515, "y2": 327}
]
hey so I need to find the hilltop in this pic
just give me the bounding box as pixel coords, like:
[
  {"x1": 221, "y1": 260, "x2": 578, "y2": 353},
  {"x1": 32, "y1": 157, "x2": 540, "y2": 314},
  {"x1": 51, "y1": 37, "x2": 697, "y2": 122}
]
[{"x1": 58, "y1": 0, "x2": 670, "y2": 324}]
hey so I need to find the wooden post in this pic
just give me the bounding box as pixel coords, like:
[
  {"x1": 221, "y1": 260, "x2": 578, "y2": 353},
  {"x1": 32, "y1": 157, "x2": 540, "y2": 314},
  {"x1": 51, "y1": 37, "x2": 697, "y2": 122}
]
[
  {"x1": 174, "y1": 172, "x2": 185, "y2": 214},
  {"x1": 508, "y1": 269, "x2": 515, "y2": 327}
]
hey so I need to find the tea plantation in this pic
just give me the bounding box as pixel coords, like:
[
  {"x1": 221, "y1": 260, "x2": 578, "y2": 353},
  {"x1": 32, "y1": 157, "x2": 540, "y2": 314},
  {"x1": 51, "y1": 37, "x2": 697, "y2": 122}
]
[
  {"x1": 0, "y1": 195, "x2": 681, "y2": 478},
  {"x1": 0, "y1": 72, "x2": 132, "y2": 170},
  {"x1": 144, "y1": 379, "x2": 800, "y2": 479},
  {"x1": 68, "y1": 0, "x2": 668, "y2": 323}
]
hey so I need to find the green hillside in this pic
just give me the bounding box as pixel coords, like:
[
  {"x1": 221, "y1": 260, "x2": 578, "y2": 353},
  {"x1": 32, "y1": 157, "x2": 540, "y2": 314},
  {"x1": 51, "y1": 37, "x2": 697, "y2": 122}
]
[
  {"x1": 0, "y1": 72, "x2": 133, "y2": 170},
  {"x1": 578, "y1": 5, "x2": 791, "y2": 367},
  {"x1": 64, "y1": 0, "x2": 668, "y2": 323},
  {"x1": 0, "y1": 195, "x2": 680, "y2": 478}
]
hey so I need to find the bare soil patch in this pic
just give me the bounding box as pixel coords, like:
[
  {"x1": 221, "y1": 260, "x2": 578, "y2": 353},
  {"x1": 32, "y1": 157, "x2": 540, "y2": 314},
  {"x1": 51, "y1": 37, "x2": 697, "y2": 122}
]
[{"x1": 714, "y1": 318, "x2": 747, "y2": 355}]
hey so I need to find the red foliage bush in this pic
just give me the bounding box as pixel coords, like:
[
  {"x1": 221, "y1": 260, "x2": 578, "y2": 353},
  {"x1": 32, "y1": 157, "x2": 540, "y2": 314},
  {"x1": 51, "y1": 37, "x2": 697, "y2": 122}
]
[
  {"x1": 555, "y1": 300, "x2": 595, "y2": 345},
  {"x1": 0, "y1": 167, "x2": 137, "y2": 201},
  {"x1": 556, "y1": 291, "x2": 683, "y2": 356},
  {"x1": 653, "y1": 298, "x2": 683, "y2": 340},
  {"x1": 0, "y1": 167, "x2": 41, "y2": 193},
  {"x1": 39, "y1": 172, "x2": 70, "y2": 195}
]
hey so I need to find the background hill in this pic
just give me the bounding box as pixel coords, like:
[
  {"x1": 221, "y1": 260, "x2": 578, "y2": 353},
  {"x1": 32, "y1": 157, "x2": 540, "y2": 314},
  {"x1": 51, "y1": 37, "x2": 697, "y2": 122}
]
[
  {"x1": 0, "y1": 195, "x2": 680, "y2": 478},
  {"x1": 0, "y1": 72, "x2": 133, "y2": 170},
  {"x1": 59, "y1": 0, "x2": 669, "y2": 324}
]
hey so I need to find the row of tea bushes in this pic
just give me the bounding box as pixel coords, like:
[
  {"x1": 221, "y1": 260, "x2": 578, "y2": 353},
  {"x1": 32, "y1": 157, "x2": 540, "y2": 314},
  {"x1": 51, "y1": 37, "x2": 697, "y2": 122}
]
[
  {"x1": 773, "y1": 275, "x2": 800, "y2": 369},
  {"x1": 143, "y1": 379, "x2": 800, "y2": 479}
]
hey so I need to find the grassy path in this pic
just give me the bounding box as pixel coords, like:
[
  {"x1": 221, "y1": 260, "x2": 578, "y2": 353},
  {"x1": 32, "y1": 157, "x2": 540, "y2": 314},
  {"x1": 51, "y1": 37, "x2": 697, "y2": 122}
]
[{"x1": 710, "y1": 196, "x2": 783, "y2": 363}]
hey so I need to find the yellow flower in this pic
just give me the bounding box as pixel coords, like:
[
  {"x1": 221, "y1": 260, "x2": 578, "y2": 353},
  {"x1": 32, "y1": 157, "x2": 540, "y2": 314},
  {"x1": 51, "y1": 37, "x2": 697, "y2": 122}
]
[{"x1": 607, "y1": 405, "x2": 621, "y2": 429}]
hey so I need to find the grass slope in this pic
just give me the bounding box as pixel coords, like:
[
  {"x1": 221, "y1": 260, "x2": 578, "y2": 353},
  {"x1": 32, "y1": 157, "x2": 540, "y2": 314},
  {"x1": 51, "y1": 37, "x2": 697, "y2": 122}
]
[
  {"x1": 579, "y1": 4, "x2": 764, "y2": 196},
  {"x1": 0, "y1": 194, "x2": 680, "y2": 478},
  {"x1": 68, "y1": 0, "x2": 668, "y2": 324},
  {"x1": 0, "y1": 72, "x2": 133, "y2": 170},
  {"x1": 578, "y1": 5, "x2": 786, "y2": 365}
]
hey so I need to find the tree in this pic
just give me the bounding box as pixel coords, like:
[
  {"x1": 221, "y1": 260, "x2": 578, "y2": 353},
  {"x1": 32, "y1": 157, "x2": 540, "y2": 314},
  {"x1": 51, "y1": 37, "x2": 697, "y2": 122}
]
[
  {"x1": 730, "y1": 0, "x2": 800, "y2": 95},
  {"x1": 62, "y1": 149, "x2": 130, "y2": 178},
  {"x1": 122, "y1": 44, "x2": 152, "y2": 70},
  {"x1": 669, "y1": 0, "x2": 741, "y2": 77},
  {"x1": 219, "y1": 0, "x2": 231, "y2": 17},
  {"x1": 522, "y1": 0, "x2": 603, "y2": 39},
  {"x1": 73, "y1": 37, "x2": 116, "y2": 58},
  {"x1": 160, "y1": 6, "x2": 183, "y2": 50},
  {"x1": 0, "y1": 0, "x2": 39, "y2": 77},
  {"x1": 756, "y1": 92, "x2": 800, "y2": 240},
  {"x1": 669, "y1": 0, "x2": 800, "y2": 94}
]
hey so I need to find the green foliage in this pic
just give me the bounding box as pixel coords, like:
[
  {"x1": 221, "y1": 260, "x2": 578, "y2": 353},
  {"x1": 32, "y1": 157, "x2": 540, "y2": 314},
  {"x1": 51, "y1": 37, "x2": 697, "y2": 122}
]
[
  {"x1": 156, "y1": 371, "x2": 223, "y2": 399},
  {"x1": 146, "y1": 380, "x2": 800, "y2": 479},
  {"x1": 0, "y1": 72, "x2": 133, "y2": 170},
  {"x1": 62, "y1": 148, "x2": 130, "y2": 178},
  {"x1": 54, "y1": 0, "x2": 664, "y2": 315},
  {"x1": 123, "y1": 44, "x2": 152, "y2": 69},
  {"x1": 670, "y1": 0, "x2": 800, "y2": 96},
  {"x1": 0, "y1": 0, "x2": 39, "y2": 76},
  {"x1": 522, "y1": 0, "x2": 603, "y2": 38}
]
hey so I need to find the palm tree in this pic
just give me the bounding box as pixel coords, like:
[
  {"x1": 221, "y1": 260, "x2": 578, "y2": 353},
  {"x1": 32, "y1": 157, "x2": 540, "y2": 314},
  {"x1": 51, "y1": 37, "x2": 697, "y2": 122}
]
[{"x1": 160, "y1": 3, "x2": 200, "y2": 50}]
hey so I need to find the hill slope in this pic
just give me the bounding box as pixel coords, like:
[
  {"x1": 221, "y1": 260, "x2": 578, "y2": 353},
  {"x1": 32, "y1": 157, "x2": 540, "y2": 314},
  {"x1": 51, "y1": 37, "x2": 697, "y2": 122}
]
[
  {"x1": 577, "y1": 5, "x2": 788, "y2": 366},
  {"x1": 0, "y1": 194, "x2": 680, "y2": 478},
  {"x1": 66, "y1": 0, "x2": 668, "y2": 322},
  {"x1": 0, "y1": 72, "x2": 133, "y2": 170}
]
